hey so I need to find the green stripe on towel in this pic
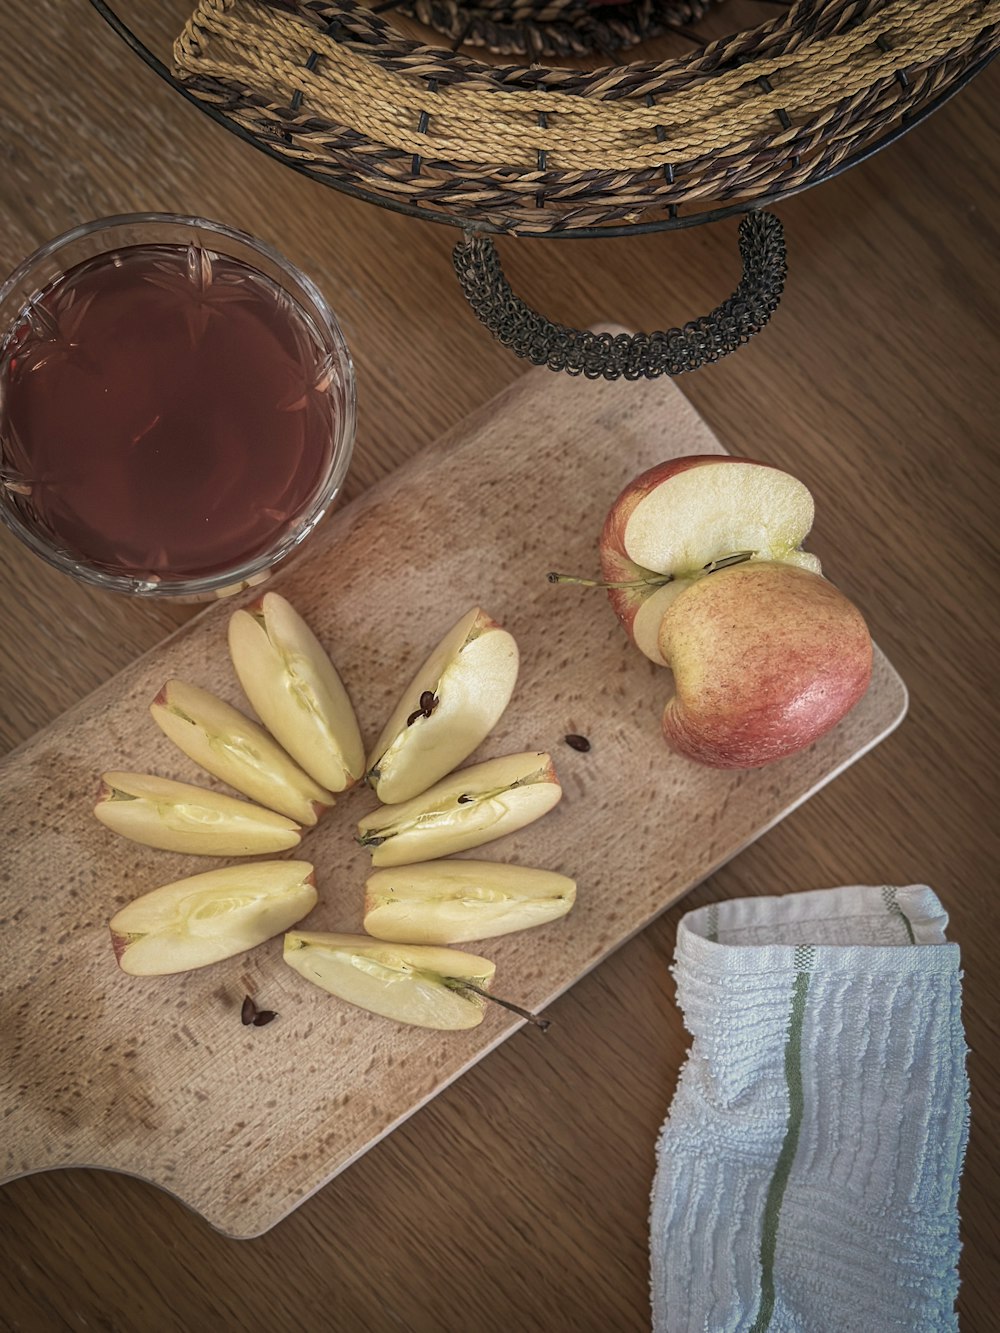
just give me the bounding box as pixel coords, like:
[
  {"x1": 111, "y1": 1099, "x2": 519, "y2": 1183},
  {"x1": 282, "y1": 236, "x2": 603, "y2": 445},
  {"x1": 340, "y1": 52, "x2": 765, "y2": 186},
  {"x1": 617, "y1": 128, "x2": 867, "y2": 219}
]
[
  {"x1": 706, "y1": 903, "x2": 719, "y2": 943},
  {"x1": 882, "y1": 885, "x2": 916, "y2": 944},
  {"x1": 749, "y1": 951, "x2": 813, "y2": 1333}
]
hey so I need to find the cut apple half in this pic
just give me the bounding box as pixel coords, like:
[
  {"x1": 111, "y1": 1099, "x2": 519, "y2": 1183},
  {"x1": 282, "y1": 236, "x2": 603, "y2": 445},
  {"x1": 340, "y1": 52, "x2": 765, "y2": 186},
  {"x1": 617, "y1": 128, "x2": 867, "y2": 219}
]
[
  {"x1": 110, "y1": 861, "x2": 317, "y2": 976},
  {"x1": 283, "y1": 932, "x2": 495, "y2": 1030},
  {"x1": 228, "y1": 592, "x2": 365, "y2": 794},
  {"x1": 609, "y1": 456, "x2": 815, "y2": 573},
  {"x1": 658, "y1": 561, "x2": 873, "y2": 768},
  {"x1": 366, "y1": 606, "x2": 519, "y2": 804},
  {"x1": 358, "y1": 751, "x2": 561, "y2": 867},
  {"x1": 598, "y1": 457, "x2": 823, "y2": 664},
  {"x1": 151, "y1": 680, "x2": 334, "y2": 826},
  {"x1": 364, "y1": 860, "x2": 576, "y2": 944},
  {"x1": 95, "y1": 771, "x2": 302, "y2": 855}
]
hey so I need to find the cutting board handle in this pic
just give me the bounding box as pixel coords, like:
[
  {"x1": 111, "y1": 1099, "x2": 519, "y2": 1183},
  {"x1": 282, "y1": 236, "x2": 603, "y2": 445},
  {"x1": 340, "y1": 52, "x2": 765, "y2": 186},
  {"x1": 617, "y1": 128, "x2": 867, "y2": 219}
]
[{"x1": 453, "y1": 211, "x2": 786, "y2": 380}]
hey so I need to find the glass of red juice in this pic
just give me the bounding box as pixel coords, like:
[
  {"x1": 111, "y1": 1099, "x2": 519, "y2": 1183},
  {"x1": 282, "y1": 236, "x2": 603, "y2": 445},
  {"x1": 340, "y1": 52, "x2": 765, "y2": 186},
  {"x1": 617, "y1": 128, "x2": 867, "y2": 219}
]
[{"x1": 0, "y1": 214, "x2": 355, "y2": 598}]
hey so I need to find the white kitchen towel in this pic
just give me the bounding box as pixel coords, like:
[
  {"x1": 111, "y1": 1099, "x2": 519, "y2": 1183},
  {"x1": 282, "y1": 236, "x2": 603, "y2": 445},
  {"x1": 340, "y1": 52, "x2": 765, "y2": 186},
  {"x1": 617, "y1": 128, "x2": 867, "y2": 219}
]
[{"x1": 649, "y1": 885, "x2": 969, "y2": 1333}]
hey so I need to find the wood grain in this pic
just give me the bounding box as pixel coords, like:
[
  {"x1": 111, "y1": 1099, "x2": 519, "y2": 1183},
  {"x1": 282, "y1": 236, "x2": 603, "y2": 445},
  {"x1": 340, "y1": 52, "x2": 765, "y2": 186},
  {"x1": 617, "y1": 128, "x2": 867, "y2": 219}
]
[
  {"x1": 0, "y1": 366, "x2": 905, "y2": 1237},
  {"x1": 0, "y1": 0, "x2": 997, "y2": 1327}
]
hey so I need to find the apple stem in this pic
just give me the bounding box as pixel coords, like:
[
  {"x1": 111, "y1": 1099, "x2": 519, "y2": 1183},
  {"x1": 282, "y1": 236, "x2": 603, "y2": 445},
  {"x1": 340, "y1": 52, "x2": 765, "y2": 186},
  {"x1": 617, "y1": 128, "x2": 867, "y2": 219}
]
[
  {"x1": 452, "y1": 980, "x2": 551, "y2": 1032},
  {"x1": 547, "y1": 552, "x2": 757, "y2": 592},
  {"x1": 546, "y1": 571, "x2": 674, "y2": 591}
]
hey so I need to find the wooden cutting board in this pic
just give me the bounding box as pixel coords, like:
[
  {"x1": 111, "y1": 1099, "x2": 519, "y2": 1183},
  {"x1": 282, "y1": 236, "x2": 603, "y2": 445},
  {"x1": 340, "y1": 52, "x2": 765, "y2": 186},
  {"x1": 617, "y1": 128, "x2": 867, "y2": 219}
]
[{"x1": 0, "y1": 366, "x2": 907, "y2": 1238}]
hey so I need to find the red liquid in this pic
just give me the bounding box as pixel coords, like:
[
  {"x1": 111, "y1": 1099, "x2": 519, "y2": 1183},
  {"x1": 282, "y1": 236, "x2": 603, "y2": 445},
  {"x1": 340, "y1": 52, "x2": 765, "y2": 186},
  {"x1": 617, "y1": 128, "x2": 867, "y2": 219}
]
[{"x1": 0, "y1": 244, "x2": 337, "y2": 580}]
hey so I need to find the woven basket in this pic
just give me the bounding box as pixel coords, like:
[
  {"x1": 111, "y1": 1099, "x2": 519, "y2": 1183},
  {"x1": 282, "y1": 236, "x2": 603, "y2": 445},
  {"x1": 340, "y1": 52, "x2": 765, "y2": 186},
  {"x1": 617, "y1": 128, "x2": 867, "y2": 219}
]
[
  {"x1": 95, "y1": 0, "x2": 998, "y2": 378},
  {"x1": 393, "y1": 0, "x2": 717, "y2": 59}
]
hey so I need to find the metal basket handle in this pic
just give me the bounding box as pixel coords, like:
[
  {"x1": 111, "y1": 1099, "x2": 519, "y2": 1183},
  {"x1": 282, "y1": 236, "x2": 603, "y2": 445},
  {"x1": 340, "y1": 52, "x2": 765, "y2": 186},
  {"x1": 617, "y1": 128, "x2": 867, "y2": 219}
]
[{"x1": 452, "y1": 211, "x2": 787, "y2": 380}]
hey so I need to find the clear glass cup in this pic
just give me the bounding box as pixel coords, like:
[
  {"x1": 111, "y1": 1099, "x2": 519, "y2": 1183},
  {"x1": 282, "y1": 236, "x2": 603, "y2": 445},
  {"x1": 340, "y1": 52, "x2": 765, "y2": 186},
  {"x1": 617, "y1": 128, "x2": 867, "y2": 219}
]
[{"x1": 0, "y1": 214, "x2": 355, "y2": 600}]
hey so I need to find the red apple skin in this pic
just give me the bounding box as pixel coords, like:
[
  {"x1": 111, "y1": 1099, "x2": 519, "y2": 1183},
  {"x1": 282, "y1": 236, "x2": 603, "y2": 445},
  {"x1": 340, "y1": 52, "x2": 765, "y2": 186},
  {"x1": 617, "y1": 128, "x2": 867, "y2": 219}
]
[
  {"x1": 658, "y1": 563, "x2": 873, "y2": 769},
  {"x1": 538, "y1": 753, "x2": 560, "y2": 789},
  {"x1": 110, "y1": 930, "x2": 135, "y2": 966},
  {"x1": 598, "y1": 544, "x2": 658, "y2": 639},
  {"x1": 599, "y1": 455, "x2": 770, "y2": 637}
]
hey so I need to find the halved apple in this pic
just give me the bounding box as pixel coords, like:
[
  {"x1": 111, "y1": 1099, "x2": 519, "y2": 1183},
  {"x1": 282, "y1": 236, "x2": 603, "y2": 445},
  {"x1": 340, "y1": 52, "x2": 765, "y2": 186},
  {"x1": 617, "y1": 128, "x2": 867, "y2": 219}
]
[
  {"x1": 358, "y1": 751, "x2": 561, "y2": 867},
  {"x1": 110, "y1": 861, "x2": 317, "y2": 976},
  {"x1": 151, "y1": 680, "x2": 333, "y2": 825},
  {"x1": 228, "y1": 592, "x2": 365, "y2": 793},
  {"x1": 283, "y1": 932, "x2": 495, "y2": 1029},
  {"x1": 659, "y1": 561, "x2": 872, "y2": 767},
  {"x1": 366, "y1": 606, "x2": 519, "y2": 804},
  {"x1": 94, "y1": 771, "x2": 302, "y2": 855},
  {"x1": 364, "y1": 861, "x2": 576, "y2": 944},
  {"x1": 599, "y1": 456, "x2": 822, "y2": 664}
]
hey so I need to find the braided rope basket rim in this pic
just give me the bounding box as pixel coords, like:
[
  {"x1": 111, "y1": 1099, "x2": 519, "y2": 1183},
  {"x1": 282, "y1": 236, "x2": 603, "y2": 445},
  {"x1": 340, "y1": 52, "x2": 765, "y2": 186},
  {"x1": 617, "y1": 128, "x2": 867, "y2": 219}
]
[
  {"x1": 161, "y1": 0, "x2": 998, "y2": 237},
  {"x1": 169, "y1": 0, "x2": 1000, "y2": 235}
]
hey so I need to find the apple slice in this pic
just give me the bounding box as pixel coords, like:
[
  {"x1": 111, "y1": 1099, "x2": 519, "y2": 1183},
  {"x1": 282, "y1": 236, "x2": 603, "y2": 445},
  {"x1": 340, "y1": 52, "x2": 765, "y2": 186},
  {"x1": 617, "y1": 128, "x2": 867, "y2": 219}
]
[
  {"x1": 364, "y1": 861, "x2": 576, "y2": 944},
  {"x1": 659, "y1": 561, "x2": 872, "y2": 768},
  {"x1": 94, "y1": 771, "x2": 302, "y2": 855},
  {"x1": 110, "y1": 861, "x2": 317, "y2": 976},
  {"x1": 598, "y1": 457, "x2": 822, "y2": 664},
  {"x1": 283, "y1": 932, "x2": 495, "y2": 1030},
  {"x1": 357, "y1": 751, "x2": 561, "y2": 867},
  {"x1": 151, "y1": 680, "x2": 333, "y2": 826},
  {"x1": 366, "y1": 606, "x2": 519, "y2": 804},
  {"x1": 228, "y1": 592, "x2": 365, "y2": 794}
]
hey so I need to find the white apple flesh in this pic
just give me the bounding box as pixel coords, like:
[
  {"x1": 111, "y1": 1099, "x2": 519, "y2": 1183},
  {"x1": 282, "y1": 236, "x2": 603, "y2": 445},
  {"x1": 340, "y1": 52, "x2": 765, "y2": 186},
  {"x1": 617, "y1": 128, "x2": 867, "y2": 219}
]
[
  {"x1": 366, "y1": 606, "x2": 519, "y2": 804},
  {"x1": 94, "y1": 771, "x2": 302, "y2": 855},
  {"x1": 357, "y1": 751, "x2": 561, "y2": 867},
  {"x1": 630, "y1": 578, "x2": 695, "y2": 667},
  {"x1": 363, "y1": 860, "x2": 576, "y2": 944},
  {"x1": 283, "y1": 932, "x2": 495, "y2": 1030},
  {"x1": 110, "y1": 861, "x2": 317, "y2": 976},
  {"x1": 228, "y1": 592, "x2": 365, "y2": 794},
  {"x1": 599, "y1": 457, "x2": 822, "y2": 664},
  {"x1": 659, "y1": 561, "x2": 873, "y2": 767},
  {"x1": 150, "y1": 680, "x2": 334, "y2": 826}
]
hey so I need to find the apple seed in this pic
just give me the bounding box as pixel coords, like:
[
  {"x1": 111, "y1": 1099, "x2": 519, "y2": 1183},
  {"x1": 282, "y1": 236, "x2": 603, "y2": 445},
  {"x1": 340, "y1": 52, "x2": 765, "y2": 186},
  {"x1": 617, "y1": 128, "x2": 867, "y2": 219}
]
[
  {"x1": 242, "y1": 994, "x2": 278, "y2": 1026},
  {"x1": 406, "y1": 691, "x2": 440, "y2": 727},
  {"x1": 702, "y1": 550, "x2": 756, "y2": 574}
]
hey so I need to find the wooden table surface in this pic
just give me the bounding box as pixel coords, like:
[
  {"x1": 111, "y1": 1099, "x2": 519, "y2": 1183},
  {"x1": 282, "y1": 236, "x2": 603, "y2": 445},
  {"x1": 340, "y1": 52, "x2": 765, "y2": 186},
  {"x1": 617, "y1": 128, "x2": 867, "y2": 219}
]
[{"x1": 1, "y1": 3, "x2": 997, "y2": 1329}]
